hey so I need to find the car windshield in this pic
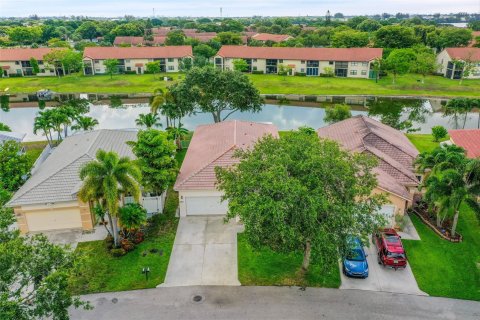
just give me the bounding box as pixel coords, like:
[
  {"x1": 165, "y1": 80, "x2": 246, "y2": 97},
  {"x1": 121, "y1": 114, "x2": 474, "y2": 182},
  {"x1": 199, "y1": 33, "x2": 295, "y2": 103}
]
[
  {"x1": 346, "y1": 248, "x2": 365, "y2": 261},
  {"x1": 387, "y1": 252, "x2": 405, "y2": 259},
  {"x1": 385, "y1": 235, "x2": 401, "y2": 244}
]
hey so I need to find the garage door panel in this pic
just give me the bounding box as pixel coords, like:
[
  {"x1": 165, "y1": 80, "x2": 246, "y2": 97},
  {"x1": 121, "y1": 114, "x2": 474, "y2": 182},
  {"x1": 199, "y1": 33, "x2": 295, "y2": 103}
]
[
  {"x1": 378, "y1": 205, "x2": 395, "y2": 227},
  {"x1": 26, "y1": 209, "x2": 82, "y2": 231},
  {"x1": 185, "y1": 196, "x2": 228, "y2": 216}
]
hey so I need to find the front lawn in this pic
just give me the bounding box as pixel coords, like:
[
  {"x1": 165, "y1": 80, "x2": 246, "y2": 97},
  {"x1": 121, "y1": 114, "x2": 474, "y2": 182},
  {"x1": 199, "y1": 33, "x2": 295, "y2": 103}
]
[
  {"x1": 69, "y1": 148, "x2": 186, "y2": 294},
  {"x1": 403, "y1": 206, "x2": 480, "y2": 301},
  {"x1": 406, "y1": 133, "x2": 449, "y2": 153},
  {"x1": 237, "y1": 234, "x2": 341, "y2": 288}
]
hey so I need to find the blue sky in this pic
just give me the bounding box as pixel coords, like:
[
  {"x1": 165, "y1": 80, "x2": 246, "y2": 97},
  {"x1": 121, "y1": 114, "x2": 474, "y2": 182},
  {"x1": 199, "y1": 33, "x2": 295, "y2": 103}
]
[{"x1": 0, "y1": 0, "x2": 478, "y2": 17}]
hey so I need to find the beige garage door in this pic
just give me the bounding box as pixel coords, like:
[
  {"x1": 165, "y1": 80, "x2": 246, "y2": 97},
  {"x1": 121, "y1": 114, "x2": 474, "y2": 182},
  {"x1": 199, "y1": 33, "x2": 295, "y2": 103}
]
[
  {"x1": 25, "y1": 208, "x2": 82, "y2": 232},
  {"x1": 185, "y1": 196, "x2": 228, "y2": 215}
]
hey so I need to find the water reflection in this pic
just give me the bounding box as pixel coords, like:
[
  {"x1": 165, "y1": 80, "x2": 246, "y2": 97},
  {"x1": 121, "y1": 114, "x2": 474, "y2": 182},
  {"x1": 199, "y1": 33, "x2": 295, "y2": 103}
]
[{"x1": 1, "y1": 96, "x2": 479, "y2": 142}]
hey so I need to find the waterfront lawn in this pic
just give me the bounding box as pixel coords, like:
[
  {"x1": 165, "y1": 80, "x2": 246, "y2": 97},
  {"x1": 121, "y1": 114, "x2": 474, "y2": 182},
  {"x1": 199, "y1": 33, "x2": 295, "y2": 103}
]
[
  {"x1": 2, "y1": 72, "x2": 480, "y2": 98},
  {"x1": 406, "y1": 134, "x2": 449, "y2": 153},
  {"x1": 403, "y1": 206, "x2": 480, "y2": 301},
  {"x1": 237, "y1": 234, "x2": 341, "y2": 288}
]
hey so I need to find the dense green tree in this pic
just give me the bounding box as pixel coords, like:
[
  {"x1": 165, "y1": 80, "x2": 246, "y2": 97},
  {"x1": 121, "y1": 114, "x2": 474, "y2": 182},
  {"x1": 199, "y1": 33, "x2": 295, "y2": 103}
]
[
  {"x1": 165, "y1": 30, "x2": 186, "y2": 45},
  {"x1": 109, "y1": 22, "x2": 144, "y2": 37},
  {"x1": 411, "y1": 51, "x2": 438, "y2": 82},
  {"x1": 384, "y1": 48, "x2": 416, "y2": 83},
  {"x1": 129, "y1": 129, "x2": 177, "y2": 194},
  {"x1": 118, "y1": 203, "x2": 147, "y2": 236},
  {"x1": 356, "y1": 19, "x2": 382, "y2": 32},
  {"x1": 0, "y1": 122, "x2": 11, "y2": 132},
  {"x1": 193, "y1": 43, "x2": 217, "y2": 58},
  {"x1": 331, "y1": 30, "x2": 369, "y2": 48},
  {"x1": 232, "y1": 59, "x2": 249, "y2": 72},
  {"x1": 438, "y1": 28, "x2": 472, "y2": 48},
  {"x1": 216, "y1": 131, "x2": 385, "y2": 272},
  {"x1": 76, "y1": 21, "x2": 99, "y2": 40},
  {"x1": 7, "y1": 26, "x2": 42, "y2": 44},
  {"x1": 347, "y1": 16, "x2": 368, "y2": 29},
  {"x1": 145, "y1": 61, "x2": 161, "y2": 79},
  {"x1": 374, "y1": 25, "x2": 418, "y2": 48},
  {"x1": 324, "y1": 104, "x2": 352, "y2": 123},
  {"x1": 103, "y1": 59, "x2": 119, "y2": 79},
  {"x1": 214, "y1": 32, "x2": 243, "y2": 45},
  {"x1": 431, "y1": 125, "x2": 448, "y2": 142},
  {"x1": 79, "y1": 150, "x2": 141, "y2": 247},
  {"x1": 0, "y1": 141, "x2": 31, "y2": 192},
  {"x1": 0, "y1": 213, "x2": 90, "y2": 320},
  {"x1": 172, "y1": 66, "x2": 263, "y2": 122},
  {"x1": 29, "y1": 58, "x2": 40, "y2": 74},
  {"x1": 468, "y1": 21, "x2": 480, "y2": 31}
]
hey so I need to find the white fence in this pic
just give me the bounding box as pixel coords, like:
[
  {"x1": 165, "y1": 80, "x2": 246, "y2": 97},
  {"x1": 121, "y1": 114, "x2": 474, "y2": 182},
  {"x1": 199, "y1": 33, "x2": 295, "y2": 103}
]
[{"x1": 124, "y1": 191, "x2": 167, "y2": 216}]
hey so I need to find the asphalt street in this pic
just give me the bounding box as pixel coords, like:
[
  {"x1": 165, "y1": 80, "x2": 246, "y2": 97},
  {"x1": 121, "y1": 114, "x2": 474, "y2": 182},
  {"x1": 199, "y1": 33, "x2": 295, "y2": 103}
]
[{"x1": 69, "y1": 286, "x2": 480, "y2": 320}]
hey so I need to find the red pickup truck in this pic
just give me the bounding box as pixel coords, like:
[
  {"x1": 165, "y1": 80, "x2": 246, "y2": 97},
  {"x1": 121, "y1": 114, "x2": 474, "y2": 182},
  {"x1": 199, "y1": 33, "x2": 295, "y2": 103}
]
[{"x1": 373, "y1": 228, "x2": 407, "y2": 270}]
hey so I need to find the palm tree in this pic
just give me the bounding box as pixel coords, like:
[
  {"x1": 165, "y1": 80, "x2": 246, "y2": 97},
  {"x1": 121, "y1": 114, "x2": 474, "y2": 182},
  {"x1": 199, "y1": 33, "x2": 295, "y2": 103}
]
[
  {"x1": 78, "y1": 150, "x2": 141, "y2": 247},
  {"x1": 71, "y1": 116, "x2": 99, "y2": 131},
  {"x1": 166, "y1": 123, "x2": 189, "y2": 149},
  {"x1": 415, "y1": 144, "x2": 466, "y2": 177},
  {"x1": 135, "y1": 113, "x2": 162, "y2": 129},
  {"x1": 149, "y1": 88, "x2": 171, "y2": 116},
  {"x1": 33, "y1": 110, "x2": 54, "y2": 147}
]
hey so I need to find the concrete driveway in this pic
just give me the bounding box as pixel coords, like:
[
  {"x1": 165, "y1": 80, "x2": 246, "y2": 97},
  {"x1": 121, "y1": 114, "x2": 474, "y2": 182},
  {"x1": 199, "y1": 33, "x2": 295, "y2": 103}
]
[
  {"x1": 340, "y1": 238, "x2": 426, "y2": 295},
  {"x1": 30, "y1": 226, "x2": 108, "y2": 249},
  {"x1": 161, "y1": 216, "x2": 241, "y2": 287}
]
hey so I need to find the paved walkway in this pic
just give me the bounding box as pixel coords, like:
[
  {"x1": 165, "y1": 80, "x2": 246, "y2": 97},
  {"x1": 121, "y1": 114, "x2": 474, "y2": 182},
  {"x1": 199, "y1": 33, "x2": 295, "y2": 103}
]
[
  {"x1": 161, "y1": 216, "x2": 241, "y2": 287},
  {"x1": 32, "y1": 226, "x2": 108, "y2": 249},
  {"x1": 69, "y1": 286, "x2": 480, "y2": 320}
]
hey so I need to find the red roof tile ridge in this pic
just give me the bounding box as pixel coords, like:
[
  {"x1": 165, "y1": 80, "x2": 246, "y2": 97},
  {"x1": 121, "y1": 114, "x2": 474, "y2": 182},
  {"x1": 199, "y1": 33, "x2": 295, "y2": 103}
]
[{"x1": 175, "y1": 144, "x2": 237, "y2": 189}]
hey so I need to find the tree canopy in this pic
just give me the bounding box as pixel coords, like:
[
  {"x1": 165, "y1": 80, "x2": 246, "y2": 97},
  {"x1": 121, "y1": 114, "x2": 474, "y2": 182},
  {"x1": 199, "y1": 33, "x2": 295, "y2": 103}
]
[{"x1": 216, "y1": 131, "x2": 385, "y2": 272}]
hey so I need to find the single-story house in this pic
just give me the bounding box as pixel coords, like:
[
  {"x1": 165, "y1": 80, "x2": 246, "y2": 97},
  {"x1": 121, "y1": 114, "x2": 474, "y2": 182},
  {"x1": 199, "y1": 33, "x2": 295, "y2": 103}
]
[
  {"x1": 0, "y1": 48, "x2": 58, "y2": 77},
  {"x1": 214, "y1": 46, "x2": 383, "y2": 78},
  {"x1": 82, "y1": 46, "x2": 193, "y2": 75},
  {"x1": 251, "y1": 33, "x2": 293, "y2": 43},
  {"x1": 436, "y1": 47, "x2": 480, "y2": 79},
  {"x1": 317, "y1": 115, "x2": 420, "y2": 224},
  {"x1": 174, "y1": 120, "x2": 279, "y2": 216},
  {"x1": 6, "y1": 129, "x2": 160, "y2": 234},
  {"x1": 448, "y1": 129, "x2": 480, "y2": 158}
]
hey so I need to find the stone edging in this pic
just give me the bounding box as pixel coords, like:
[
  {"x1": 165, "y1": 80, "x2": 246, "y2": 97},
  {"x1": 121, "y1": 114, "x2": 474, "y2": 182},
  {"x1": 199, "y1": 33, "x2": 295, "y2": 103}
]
[{"x1": 412, "y1": 210, "x2": 462, "y2": 243}]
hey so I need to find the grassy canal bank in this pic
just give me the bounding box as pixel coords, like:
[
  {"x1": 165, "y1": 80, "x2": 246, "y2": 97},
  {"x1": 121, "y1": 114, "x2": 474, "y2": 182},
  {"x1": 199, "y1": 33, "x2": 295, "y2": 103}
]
[{"x1": 1, "y1": 73, "x2": 480, "y2": 98}]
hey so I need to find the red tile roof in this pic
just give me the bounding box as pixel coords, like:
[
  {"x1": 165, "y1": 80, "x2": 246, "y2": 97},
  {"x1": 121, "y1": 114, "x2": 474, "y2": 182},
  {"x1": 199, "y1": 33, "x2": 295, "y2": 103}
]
[
  {"x1": 252, "y1": 33, "x2": 292, "y2": 42},
  {"x1": 317, "y1": 115, "x2": 419, "y2": 200},
  {"x1": 113, "y1": 36, "x2": 145, "y2": 46},
  {"x1": 83, "y1": 46, "x2": 192, "y2": 59},
  {"x1": 449, "y1": 129, "x2": 480, "y2": 158},
  {"x1": 174, "y1": 120, "x2": 279, "y2": 190},
  {"x1": 445, "y1": 47, "x2": 480, "y2": 61},
  {"x1": 217, "y1": 46, "x2": 383, "y2": 62},
  {"x1": 0, "y1": 48, "x2": 57, "y2": 61}
]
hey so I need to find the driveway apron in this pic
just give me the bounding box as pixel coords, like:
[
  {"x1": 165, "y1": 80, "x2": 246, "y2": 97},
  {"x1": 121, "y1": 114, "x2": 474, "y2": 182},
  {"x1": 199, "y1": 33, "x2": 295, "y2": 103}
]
[{"x1": 161, "y1": 216, "x2": 241, "y2": 287}]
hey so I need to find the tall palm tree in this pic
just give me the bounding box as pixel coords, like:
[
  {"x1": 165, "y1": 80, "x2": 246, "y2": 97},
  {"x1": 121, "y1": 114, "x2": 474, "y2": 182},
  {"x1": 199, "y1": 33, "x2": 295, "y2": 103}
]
[
  {"x1": 149, "y1": 88, "x2": 171, "y2": 116},
  {"x1": 415, "y1": 144, "x2": 466, "y2": 177},
  {"x1": 33, "y1": 110, "x2": 54, "y2": 147},
  {"x1": 78, "y1": 150, "x2": 141, "y2": 247},
  {"x1": 135, "y1": 113, "x2": 162, "y2": 129},
  {"x1": 71, "y1": 116, "x2": 99, "y2": 131}
]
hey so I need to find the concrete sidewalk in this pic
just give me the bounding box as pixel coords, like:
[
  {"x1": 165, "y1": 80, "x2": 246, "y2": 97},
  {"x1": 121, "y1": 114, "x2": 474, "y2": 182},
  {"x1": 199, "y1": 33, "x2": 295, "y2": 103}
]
[{"x1": 161, "y1": 216, "x2": 241, "y2": 287}]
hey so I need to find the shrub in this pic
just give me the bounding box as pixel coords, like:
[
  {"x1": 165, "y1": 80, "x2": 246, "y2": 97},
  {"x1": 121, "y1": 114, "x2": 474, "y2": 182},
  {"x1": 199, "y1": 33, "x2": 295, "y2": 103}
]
[
  {"x1": 304, "y1": 95, "x2": 317, "y2": 102},
  {"x1": 320, "y1": 73, "x2": 334, "y2": 78},
  {"x1": 124, "y1": 70, "x2": 136, "y2": 74},
  {"x1": 295, "y1": 72, "x2": 306, "y2": 76},
  {"x1": 251, "y1": 70, "x2": 264, "y2": 74},
  {"x1": 121, "y1": 239, "x2": 135, "y2": 252},
  {"x1": 431, "y1": 125, "x2": 448, "y2": 142},
  {"x1": 131, "y1": 231, "x2": 145, "y2": 244},
  {"x1": 110, "y1": 248, "x2": 127, "y2": 257},
  {"x1": 324, "y1": 104, "x2": 352, "y2": 124},
  {"x1": 104, "y1": 234, "x2": 114, "y2": 250}
]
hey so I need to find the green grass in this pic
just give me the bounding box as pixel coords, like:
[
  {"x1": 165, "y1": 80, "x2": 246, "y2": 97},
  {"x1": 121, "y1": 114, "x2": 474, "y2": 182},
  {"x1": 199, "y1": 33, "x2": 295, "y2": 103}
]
[
  {"x1": 406, "y1": 134, "x2": 449, "y2": 153},
  {"x1": 69, "y1": 146, "x2": 187, "y2": 294},
  {"x1": 403, "y1": 206, "x2": 480, "y2": 301},
  {"x1": 2, "y1": 73, "x2": 480, "y2": 98},
  {"x1": 22, "y1": 140, "x2": 49, "y2": 164},
  {"x1": 237, "y1": 234, "x2": 340, "y2": 288}
]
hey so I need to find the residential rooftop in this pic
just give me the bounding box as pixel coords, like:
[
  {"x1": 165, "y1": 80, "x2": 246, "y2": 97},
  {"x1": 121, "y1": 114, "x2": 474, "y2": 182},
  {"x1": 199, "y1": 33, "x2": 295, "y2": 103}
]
[
  {"x1": 0, "y1": 47, "x2": 58, "y2": 61},
  {"x1": 445, "y1": 47, "x2": 480, "y2": 61},
  {"x1": 449, "y1": 129, "x2": 480, "y2": 159},
  {"x1": 83, "y1": 46, "x2": 193, "y2": 59}
]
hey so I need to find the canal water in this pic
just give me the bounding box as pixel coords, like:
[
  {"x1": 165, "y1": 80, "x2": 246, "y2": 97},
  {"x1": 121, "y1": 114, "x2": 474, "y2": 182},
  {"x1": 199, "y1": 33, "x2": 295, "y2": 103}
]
[{"x1": 1, "y1": 94, "x2": 479, "y2": 141}]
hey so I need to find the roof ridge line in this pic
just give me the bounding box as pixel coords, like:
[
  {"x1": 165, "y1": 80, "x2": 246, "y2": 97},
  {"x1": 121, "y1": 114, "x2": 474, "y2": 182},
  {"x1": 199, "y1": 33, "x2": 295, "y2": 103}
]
[
  {"x1": 7, "y1": 153, "x2": 93, "y2": 206},
  {"x1": 175, "y1": 145, "x2": 237, "y2": 189}
]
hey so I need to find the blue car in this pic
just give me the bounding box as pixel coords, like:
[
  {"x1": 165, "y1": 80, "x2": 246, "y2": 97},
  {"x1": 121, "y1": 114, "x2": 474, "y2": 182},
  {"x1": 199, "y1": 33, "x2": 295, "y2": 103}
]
[{"x1": 342, "y1": 237, "x2": 369, "y2": 278}]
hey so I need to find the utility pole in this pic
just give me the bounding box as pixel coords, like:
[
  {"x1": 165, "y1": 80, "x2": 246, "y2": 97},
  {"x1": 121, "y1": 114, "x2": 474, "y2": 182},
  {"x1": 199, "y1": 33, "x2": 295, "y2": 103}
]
[
  {"x1": 220, "y1": 7, "x2": 223, "y2": 19},
  {"x1": 152, "y1": 8, "x2": 155, "y2": 17}
]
